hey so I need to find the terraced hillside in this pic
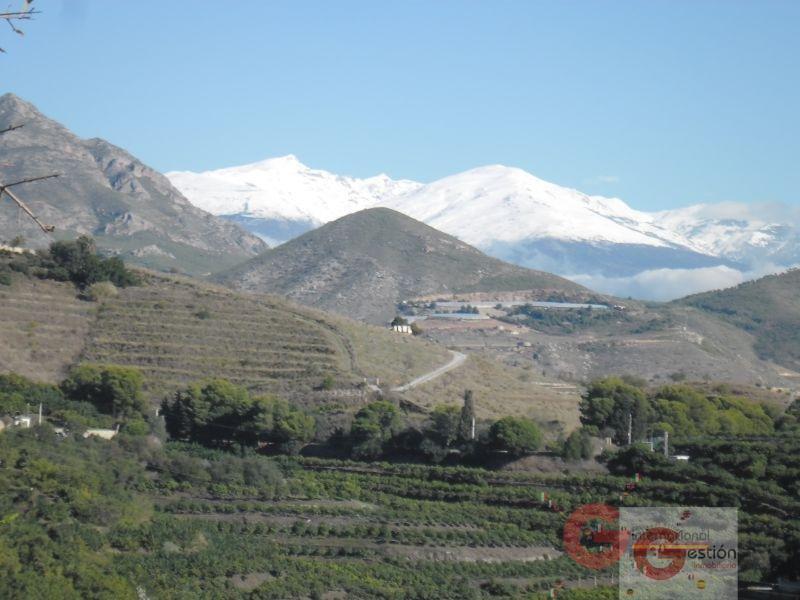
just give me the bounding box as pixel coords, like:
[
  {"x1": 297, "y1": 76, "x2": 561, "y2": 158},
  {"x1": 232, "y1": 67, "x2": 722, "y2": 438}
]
[
  {"x1": 148, "y1": 456, "x2": 605, "y2": 598},
  {"x1": 0, "y1": 264, "x2": 583, "y2": 429},
  {"x1": 77, "y1": 273, "x2": 450, "y2": 402},
  {"x1": 81, "y1": 277, "x2": 349, "y2": 398},
  {"x1": 0, "y1": 275, "x2": 95, "y2": 382}
]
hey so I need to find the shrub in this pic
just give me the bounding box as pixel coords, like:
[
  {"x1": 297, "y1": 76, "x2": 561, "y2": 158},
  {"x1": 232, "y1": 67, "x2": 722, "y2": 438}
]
[
  {"x1": 488, "y1": 416, "x2": 542, "y2": 456},
  {"x1": 43, "y1": 236, "x2": 140, "y2": 289},
  {"x1": 61, "y1": 364, "x2": 146, "y2": 420},
  {"x1": 350, "y1": 401, "x2": 403, "y2": 460},
  {"x1": 84, "y1": 281, "x2": 118, "y2": 302}
]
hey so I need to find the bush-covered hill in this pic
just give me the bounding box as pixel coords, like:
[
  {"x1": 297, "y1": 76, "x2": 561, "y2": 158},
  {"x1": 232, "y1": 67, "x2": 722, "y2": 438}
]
[{"x1": 677, "y1": 268, "x2": 800, "y2": 372}]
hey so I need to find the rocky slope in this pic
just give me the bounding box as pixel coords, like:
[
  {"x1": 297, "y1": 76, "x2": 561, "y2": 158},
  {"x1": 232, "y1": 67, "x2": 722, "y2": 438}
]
[{"x1": 0, "y1": 94, "x2": 266, "y2": 275}]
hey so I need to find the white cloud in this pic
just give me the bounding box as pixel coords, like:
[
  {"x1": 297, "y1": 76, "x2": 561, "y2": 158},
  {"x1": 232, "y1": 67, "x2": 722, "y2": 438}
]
[{"x1": 569, "y1": 263, "x2": 792, "y2": 301}]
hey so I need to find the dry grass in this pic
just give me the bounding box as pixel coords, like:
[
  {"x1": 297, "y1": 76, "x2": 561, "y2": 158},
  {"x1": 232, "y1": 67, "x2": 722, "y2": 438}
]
[
  {"x1": 80, "y1": 274, "x2": 352, "y2": 399},
  {"x1": 402, "y1": 353, "x2": 582, "y2": 434},
  {"x1": 0, "y1": 275, "x2": 94, "y2": 383},
  {"x1": 329, "y1": 317, "x2": 452, "y2": 388}
]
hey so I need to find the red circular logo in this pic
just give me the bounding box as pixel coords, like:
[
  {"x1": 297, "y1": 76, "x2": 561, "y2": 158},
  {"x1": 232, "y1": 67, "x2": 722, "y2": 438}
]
[
  {"x1": 563, "y1": 503, "x2": 627, "y2": 570},
  {"x1": 632, "y1": 526, "x2": 685, "y2": 580}
]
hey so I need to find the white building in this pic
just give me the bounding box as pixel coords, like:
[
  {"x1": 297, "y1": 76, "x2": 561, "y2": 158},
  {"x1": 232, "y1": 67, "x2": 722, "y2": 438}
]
[
  {"x1": 13, "y1": 415, "x2": 34, "y2": 428},
  {"x1": 83, "y1": 425, "x2": 120, "y2": 440}
]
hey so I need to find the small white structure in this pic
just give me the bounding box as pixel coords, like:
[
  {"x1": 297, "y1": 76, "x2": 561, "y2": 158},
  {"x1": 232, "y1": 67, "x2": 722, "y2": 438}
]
[
  {"x1": 83, "y1": 424, "x2": 120, "y2": 440},
  {"x1": 391, "y1": 324, "x2": 413, "y2": 334},
  {"x1": 671, "y1": 454, "x2": 690, "y2": 462},
  {"x1": 0, "y1": 244, "x2": 30, "y2": 255},
  {"x1": 13, "y1": 415, "x2": 33, "y2": 428}
]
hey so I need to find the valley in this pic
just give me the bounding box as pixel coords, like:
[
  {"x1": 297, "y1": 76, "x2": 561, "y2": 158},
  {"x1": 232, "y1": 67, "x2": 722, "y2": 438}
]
[{"x1": 1, "y1": 80, "x2": 799, "y2": 599}]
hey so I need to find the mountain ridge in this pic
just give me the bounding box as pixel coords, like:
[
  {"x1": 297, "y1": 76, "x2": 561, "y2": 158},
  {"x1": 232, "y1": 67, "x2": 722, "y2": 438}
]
[
  {"x1": 0, "y1": 93, "x2": 267, "y2": 275},
  {"x1": 215, "y1": 207, "x2": 592, "y2": 324},
  {"x1": 677, "y1": 267, "x2": 800, "y2": 373},
  {"x1": 169, "y1": 155, "x2": 797, "y2": 297}
]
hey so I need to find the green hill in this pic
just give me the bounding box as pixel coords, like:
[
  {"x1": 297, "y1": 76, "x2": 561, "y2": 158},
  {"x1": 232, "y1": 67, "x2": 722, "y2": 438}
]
[
  {"x1": 215, "y1": 207, "x2": 592, "y2": 324},
  {"x1": 677, "y1": 268, "x2": 800, "y2": 372}
]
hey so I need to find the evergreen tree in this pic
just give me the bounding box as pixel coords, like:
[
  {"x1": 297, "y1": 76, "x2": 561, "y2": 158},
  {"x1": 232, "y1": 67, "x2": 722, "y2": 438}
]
[{"x1": 458, "y1": 390, "x2": 476, "y2": 442}]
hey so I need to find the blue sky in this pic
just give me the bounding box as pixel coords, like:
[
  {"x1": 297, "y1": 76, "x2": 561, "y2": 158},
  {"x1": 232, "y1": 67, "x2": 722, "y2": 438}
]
[{"x1": 3, "y1": 0, "x2": 799, "y2": 210}]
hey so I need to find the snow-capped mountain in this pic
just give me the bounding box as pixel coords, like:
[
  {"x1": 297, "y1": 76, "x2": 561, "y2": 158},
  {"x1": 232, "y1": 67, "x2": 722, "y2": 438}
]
[
  {"x1": 167, "y1": 155, "x2": 421, "y2": 245},
  {"x1": 654, "y1": 202, "x2": 800, "y2": 266},
  {"x1": 167, "y1": 156, "x2": 799, "y2": 299},
  {"x1": 385, "y1": 165, "x2": 693, "y2": 250}
]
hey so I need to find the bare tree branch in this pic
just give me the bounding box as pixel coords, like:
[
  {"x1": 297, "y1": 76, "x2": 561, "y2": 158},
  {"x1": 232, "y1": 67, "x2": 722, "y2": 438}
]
[
  {"x1": 0, "y1": 179, "x2": 56, "y2": 233},
  {"x1": 0, "y1": 123, "x2": 25, "y2": 135},
  {"x1": 1, "y1": 3, "x2": 39, "y2": 53},
  {"x1": 0, "y1": 4, "x2": 51, "y2": 231},
  {"x1": 2, "y1": 173, "x2": 60, "y2": 188}
]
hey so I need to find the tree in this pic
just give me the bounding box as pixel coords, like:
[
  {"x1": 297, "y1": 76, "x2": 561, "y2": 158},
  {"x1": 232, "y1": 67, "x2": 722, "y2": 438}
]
[
  {"x1": 0, "y1": 145, "x2": 58, "y2": 233},
  {"x1": 161, "y1": 380, "x2": 315, "y2": 453},
  {"x1": 488, "y1": 416, "x2": 542, "y2": 456},
  {"x1": 61, "y1": 365, "x2": 145, "y2": 420},
  {"x1": 458, "y1": 390, "x2": 476, "y2": 442},
  {"x1": 562, "y1": 428, "x2": 593, "y2": 461},
  {"x1": 350, "y1": 401, "x2": 403, "y2": 459},
  {"x1": 777, "y1": 398, "x2": 800, "y2": 431},
  {"x1": 580, "y1": 377, "x2": 651, "y2": 444},
  {"x1": 269, "y1": 397, "x2": 315, "y2": 453},
  {"x1": 1, "y1": 4, "x2": 39, "y2": 54},
  {"x1": 46, "y1": 236, "x2": 139, "y2": 289},
  {"x1": 429, "y1": 405, "x2": 461, "y2": 446}
]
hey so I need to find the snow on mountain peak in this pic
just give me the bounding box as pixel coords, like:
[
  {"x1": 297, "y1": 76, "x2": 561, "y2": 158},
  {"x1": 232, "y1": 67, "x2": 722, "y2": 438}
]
[
  {"x1": 167, "y1": 156, "x2": 800, "y2": 286},
  {"x1": 166, "y1": 156, "x2": 423, "y2": 226},
  {"x1": 382, "y1": 164, "x2": 699, "y2": 250}
]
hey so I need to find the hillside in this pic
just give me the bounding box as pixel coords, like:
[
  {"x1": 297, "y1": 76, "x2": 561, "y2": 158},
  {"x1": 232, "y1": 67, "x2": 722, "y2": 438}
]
[
  {"x1": 0, "y1": 275, "x2": 95, "y2": 382},
  {"x1": 215, "y1": 207, "x2": 592, "y2": 324},
  {"x1": 0, "y1": 258, "x2": 580, "y2": 428},
  {"x1": 678, "y1": 268, "x2": 800, "y2": 372},
  {"x1": 0, "y1": 94, "x2": 266, "y2": 275},
  {"x1": 414, "y1": 295, "x2": 800, "y2": 392}
]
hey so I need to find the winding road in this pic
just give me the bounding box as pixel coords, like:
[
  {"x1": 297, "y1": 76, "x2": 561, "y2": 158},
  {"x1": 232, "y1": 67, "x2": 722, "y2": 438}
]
[{"x1": 391, "y1": 350, "x2": 467, "y2": 392}]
